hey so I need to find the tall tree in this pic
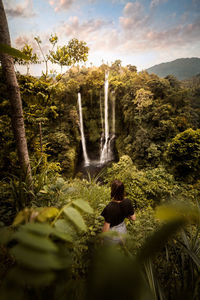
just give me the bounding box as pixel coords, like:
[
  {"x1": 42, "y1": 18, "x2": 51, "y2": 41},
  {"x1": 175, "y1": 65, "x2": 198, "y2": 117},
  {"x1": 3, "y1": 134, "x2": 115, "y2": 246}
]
[
  {"x1": 0, "y1": 0, "x2": 32, "y2": 187},
  {"x1": 49, "y1": 38, "x2": 89, "y2": 74},
  {"x1": 14, "y1": 43, "x2": 39, "y2": 75},
  {"x1": 34, "y1": 34, "x2": 58, "y2": 76}
]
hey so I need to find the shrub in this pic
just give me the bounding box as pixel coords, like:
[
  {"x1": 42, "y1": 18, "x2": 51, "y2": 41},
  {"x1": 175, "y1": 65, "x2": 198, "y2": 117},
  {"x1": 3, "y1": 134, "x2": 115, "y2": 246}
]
[
  {"x1": 105, "y1": 155, "x2": 178, "y2": 208},
  {"x1": 166, "y1": 128, "x2": 200, "y2": 182}
]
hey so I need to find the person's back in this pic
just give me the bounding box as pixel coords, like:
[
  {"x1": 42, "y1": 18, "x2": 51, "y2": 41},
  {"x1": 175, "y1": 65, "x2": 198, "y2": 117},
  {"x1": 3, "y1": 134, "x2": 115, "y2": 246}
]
[
  {"x1": 101, "y1": 198, "x2": 134, "y2": 228},
  {"x1": 101, "y1": 179, "x2": 136, "y2": 243}
]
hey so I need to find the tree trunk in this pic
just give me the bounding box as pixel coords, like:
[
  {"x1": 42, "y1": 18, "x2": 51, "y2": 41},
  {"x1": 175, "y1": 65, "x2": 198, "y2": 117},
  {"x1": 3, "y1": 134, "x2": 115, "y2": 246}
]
[{"x1": 0, "y1": 0, "x2": 32, "y2": 188}]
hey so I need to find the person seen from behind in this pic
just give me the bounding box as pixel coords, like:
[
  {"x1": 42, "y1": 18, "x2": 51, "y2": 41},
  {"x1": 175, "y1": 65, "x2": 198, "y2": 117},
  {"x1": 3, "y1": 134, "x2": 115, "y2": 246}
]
[{"x1": 101, "y1": 179, "x2": 136, "y2": 243}]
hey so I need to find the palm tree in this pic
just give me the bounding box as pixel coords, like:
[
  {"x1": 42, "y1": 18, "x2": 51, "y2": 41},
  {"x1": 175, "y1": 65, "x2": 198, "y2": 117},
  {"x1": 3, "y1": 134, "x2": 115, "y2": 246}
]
[{"x1": 0, "y1": 0, "x2": 32, "y2": 188}]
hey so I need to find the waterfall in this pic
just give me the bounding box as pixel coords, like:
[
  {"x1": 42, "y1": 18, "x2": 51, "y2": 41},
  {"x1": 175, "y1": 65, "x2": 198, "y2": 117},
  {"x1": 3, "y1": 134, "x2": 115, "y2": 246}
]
[
  {"x1": 99, "y1": 92, "x2": 104, "y2": 154},
  {"x1": 111, "y1": 91, "x2": 115, "y2": 137},
  {"x1": 100, "y1": 71, "x2": 113, "y2": 164},
  {"x1": 104, "y1": 71, "x2": 109, "y2": 143},
  {"x1": 78, "y1": 92, "x2": 90, "y2": 166}
]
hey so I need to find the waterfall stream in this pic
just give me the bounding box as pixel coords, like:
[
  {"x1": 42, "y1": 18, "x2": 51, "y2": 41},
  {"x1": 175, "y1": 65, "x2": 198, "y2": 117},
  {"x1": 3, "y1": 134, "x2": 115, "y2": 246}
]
[
  {"x1": 100, "y1": 71, "x2": 114, "y2": 164},
  {"x1": 78, "y1": 92, "x2": 90, "y2": 166},
  {"x1": 77, "y1": 72, "x2": 115, "y2": 170},
  {"x1": 112, "y1": 92, "x2": 115, "y2": 137}
]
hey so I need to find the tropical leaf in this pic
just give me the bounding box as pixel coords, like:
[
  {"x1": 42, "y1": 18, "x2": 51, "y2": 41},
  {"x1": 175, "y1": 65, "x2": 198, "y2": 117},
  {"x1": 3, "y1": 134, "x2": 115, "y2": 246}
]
[
  {"x1": 0, "y1": 227, "x2": 13, "y2": 245},
  {"x1": 11, "y1": 244, "x2": 62, "y2": 270},
  {"x1": 51, "y1": 229, "x2": 73, "y2": 243},
  {"x1": 12, "y1": 211, "x2": 26, "y2": 226},
  {"x1": 137, "y1": 218, "x2": 186, "y2": 262},
  {"x1": 0, "y1": 43, "x2": 29, "y2": 60},
  {"x1": 37, "y1": 207, "x2": 59, "y2": 222},
  {"x1": 20, "y1": 223, "x2": 53, "y2": 236},
  {"x1": 7, "y1": 267, "x2": 55, "y2": 287},
  {"x1": 12, "y1": 231, "x2": 58, "y2": 252},
  {"x1": 63, "y1": 206, "x2": 87, "y2": 232},
  {"x1": 73, "y1": 199, "x2": 93, "y2": 214},
  {"x1": 155, "y1": 204, "x2": 200, "y2": 223}
]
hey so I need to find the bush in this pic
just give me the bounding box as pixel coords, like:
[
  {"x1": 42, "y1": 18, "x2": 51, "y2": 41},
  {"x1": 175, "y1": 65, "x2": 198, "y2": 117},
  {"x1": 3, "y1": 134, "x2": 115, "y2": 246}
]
[
  {"x1": 105, "y1": 155, "x2": 178, "y2": 208},
  {"x1": 166, "y1": 128, "x2": 200, "y2": 182}
]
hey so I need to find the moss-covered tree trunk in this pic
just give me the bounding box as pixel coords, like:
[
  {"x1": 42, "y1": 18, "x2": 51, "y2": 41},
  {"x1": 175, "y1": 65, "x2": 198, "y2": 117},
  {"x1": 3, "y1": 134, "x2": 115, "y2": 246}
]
[{"x1": 0, "y1": 0, "x2": 32, "y2": 188}]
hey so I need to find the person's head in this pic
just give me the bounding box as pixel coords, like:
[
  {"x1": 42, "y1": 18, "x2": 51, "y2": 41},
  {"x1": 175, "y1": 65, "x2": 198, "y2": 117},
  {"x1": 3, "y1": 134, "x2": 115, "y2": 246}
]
[{"x1": 111, "y1": 179, "x2": 124, "y2": 201}]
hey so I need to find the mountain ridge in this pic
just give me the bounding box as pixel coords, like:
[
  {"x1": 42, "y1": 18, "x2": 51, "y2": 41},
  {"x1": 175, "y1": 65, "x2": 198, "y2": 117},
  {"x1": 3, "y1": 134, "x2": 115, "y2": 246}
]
[{"x1": 146, "y1": 57, "x2": 200, "y2": 80}]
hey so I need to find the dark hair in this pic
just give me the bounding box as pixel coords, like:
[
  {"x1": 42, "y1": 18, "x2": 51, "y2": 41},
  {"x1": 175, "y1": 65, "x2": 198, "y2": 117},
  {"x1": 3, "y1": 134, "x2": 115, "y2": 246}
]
[{"x1": 111, "y1": 179, "x2": 124, "y2": 201}]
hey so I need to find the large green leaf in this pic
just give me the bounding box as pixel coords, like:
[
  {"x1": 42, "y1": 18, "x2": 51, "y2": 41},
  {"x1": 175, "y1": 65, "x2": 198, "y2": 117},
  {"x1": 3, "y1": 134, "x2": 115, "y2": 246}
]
[
  {"x1": 54, "y1": 219, "x2": 75, "y2": 236},
  {"x1": 63, "y1": 206, "x2": 87, "y2": 232},
  {"x1": 20, "y1": 223, "x2": 53, "y2": 236},
  {"x1": 12, "y1": 211, "x2": 26, "y2": 226},
  {"x1": 11, "y1": 244, "x2": 62, "y2": 270},
  {"x1": 37, "y1": 207, "x2": 59, "y2": 222},
  {"x1": 73, "y1": 199, "x2": 93, "y2": 214},
  {"x1": 156, "y1": 204, "x2": 200, "y2": 223},
  {"x1": 0, "y1": 43, "x2": 29, "y2": 60},
  {"x1": 137, "y1": 218, "x2": 186, "y2": 262},
  {"x1": 51, "y1": 228, "x2": 73, "y2": 243},
  {"x1": 12, "y1": 231, "x2": 58, "y2": 252},
  {"x1": 0, "y1": 227, "x2": 13, "y2": 245},
  {"x1": 7, "y1": 267, "x2": 55, "y2": 287}
]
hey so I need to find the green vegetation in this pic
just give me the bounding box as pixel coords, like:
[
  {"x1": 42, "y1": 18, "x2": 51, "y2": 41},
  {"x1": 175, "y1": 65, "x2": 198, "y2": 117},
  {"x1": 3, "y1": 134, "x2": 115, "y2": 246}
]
[{"x1": 1, "y1": 51, "x2": 200, "y2": 299}]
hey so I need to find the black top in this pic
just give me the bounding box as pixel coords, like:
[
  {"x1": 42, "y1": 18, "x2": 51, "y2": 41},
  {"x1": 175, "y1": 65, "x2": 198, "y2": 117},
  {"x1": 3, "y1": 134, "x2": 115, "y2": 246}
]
[{"x1": 101, "y1": 198, "x2": 134, "y2": 228}]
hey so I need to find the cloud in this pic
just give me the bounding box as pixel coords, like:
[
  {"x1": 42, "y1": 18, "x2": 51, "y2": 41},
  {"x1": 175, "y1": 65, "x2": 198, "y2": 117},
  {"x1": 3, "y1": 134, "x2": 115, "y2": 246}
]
[
  {"x1": 150, "y1": 0, "x2": 168, "y2": 9},
  {"x1": 119, "y1": 2, "x2": 149, "y2": 32},
  {"x1": 58, "y1": 16, "x2": 112, "y2": 44},
  {"x1": 54, "y1": 3, "x2": 200, "y2": 60},
  {"x1": 48, "y1": 0, "x2": 75, "y2": 12},
  {"x1": 14, "y1": 32, "x2": 52, "y2": 58},
  {"x1": 143, "y1": 18, "x2": 200, "y2": 49},
  {"x1": 15, "y1": 35, "x2": 31, "y2": 48},
  {"x1": 12, "y1": 1, "x2": 200, "y2": 72},
  {"x1": 5, "y1": 0, "x2": 36, "y2": 18}
]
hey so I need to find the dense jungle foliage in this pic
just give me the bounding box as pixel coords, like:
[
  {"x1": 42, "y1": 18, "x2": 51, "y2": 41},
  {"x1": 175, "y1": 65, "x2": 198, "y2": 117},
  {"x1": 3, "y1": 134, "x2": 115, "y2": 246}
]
[{"x1": 1, "y1": 61, "x2": 200, "y2": 300}]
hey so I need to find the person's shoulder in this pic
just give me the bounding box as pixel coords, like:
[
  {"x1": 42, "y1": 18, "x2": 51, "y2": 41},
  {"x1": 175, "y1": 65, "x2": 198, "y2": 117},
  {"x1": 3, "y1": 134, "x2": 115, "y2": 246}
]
[
  {"x1": 123, "y1": 198, "x2": 133, "y2": 206},
  {"x1": 104, "y1": 201, "x2": 113, "y2": 209},
  {"x1": 124, "y1": 198, "x2": 131, "y2": 203}
]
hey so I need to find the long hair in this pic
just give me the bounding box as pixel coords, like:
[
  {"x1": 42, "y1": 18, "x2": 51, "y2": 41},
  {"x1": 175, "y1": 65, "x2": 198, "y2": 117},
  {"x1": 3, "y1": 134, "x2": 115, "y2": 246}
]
[{"x1": 111, "y1": 179, "x2": 124, "y2": 201}]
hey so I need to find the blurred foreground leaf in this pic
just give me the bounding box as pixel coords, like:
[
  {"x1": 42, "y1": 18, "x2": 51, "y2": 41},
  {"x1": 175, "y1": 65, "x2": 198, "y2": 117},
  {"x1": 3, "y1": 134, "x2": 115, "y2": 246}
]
[
  {"x1": 12, "y1": 231, "x2": 58, "y2": 252},
  {"x1": 73, "y1": 199, "x2": 94, "y2": 214},
  {"x1": 0, "y1": 44, "x2": 29, "y2": 60},
  {"x1": 63, "y1": 206, "x2": 87, "y2": 232},
  {"x1": 11, "y1": 244, "x2": 62, "y2": 270}
]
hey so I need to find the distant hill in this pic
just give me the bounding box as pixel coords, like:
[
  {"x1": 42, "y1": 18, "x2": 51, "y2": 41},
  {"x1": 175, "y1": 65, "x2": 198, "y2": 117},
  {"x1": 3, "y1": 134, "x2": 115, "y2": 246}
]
[{"x1": 146, "y1": 57, "x2": 200, "y2": 80}]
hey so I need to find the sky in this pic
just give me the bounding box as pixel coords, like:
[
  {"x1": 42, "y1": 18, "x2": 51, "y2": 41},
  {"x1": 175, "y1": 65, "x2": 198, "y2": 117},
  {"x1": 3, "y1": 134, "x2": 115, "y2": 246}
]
[{"x1": 3, "y1": 0, "x2": 200, "y2": 76}]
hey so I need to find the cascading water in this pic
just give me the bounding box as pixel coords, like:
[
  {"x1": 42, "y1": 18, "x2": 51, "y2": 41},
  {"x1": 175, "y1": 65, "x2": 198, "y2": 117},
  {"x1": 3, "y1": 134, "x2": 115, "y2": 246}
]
[
  {"x1": 100, "y1": 71, "x2": 114, "y2": 164},
  {"x1": 111, "y1": 91, "x2": 115, "y2": 137},
  {"x1": 99, "y1": 92, "x2": 104, "y2": 155},
  {"x1": 77, "y1": 92, "x2": 90, "y2": 166}
]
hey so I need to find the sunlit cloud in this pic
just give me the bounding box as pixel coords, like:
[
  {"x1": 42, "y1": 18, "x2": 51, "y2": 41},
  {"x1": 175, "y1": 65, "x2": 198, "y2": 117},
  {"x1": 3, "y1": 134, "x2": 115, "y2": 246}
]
[
  {"x1": 119, "y1": 1, "x2": 150, "y2": 34},
  {"x1": 4, "y1": 0, "x2": 36, "y2": 18},
  {"x1": 143, "y1": 18, "x2": 200, "y2": 49},
  {"x1": 14, "y1": 32, "x2": 54, "y2": 58},
  {"x1": 15, "y1": 35, "x2": 32, "y2": 48},
  {"x1": 48, "y1": 0, "x2": 75, "y2": 12},
  {"x1": 57, "y1": 16, "x2": 112, "y2": 43}
]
